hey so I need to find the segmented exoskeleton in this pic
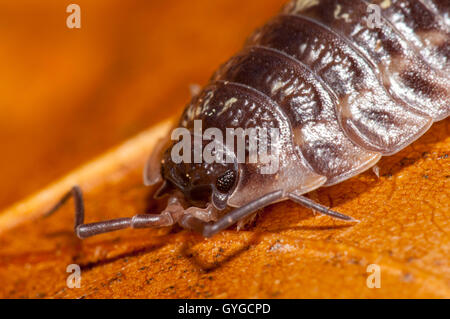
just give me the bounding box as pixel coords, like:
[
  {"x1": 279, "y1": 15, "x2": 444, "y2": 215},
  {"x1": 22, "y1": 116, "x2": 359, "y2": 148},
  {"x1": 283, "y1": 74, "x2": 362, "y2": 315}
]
[{"x1": 49, "y1": 0, "x2": 449, "y2": 239}]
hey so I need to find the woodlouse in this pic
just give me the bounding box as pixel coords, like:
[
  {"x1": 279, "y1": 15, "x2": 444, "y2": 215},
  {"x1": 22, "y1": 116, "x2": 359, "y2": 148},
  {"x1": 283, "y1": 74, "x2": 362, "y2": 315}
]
[{"x1": 48, "y1": 0, "x2": 449, "y2": 239}]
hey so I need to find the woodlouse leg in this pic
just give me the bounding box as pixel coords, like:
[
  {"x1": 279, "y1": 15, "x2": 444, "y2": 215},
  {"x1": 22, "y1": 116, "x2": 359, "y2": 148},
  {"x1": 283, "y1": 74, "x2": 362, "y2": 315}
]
[
  {"x1": 189, "y1": 83, "x2": 201, "y2": 98},
  {"x1": 143, "y1": 137, "x2": 168, "y2": 186},
  {"x1": 179, "y1": 190, "x2": 284, "y2": 237},
  {"x1": 44, "y1": 186, "x2": 183, "y2": 239},
  {"x1": 287, "y1": 193, "x2": 357, "y2": 222}
]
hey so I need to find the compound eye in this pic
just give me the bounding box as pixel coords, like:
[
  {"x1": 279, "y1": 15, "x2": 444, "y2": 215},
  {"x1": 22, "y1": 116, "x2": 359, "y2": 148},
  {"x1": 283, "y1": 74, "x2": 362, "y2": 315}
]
[{"x1": 215, "y1": 170, "x2": 236, "y2": 193}]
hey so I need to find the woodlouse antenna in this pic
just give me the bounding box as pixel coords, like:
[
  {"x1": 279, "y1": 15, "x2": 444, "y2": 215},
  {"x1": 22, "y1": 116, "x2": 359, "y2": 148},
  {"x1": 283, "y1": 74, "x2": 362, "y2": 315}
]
[
  {"x1": 44, "y1": 186, "x2": 357, "y2": 239},
  {"x1": 44, "y1": 186, "x2": 181, "y2": 239},
  {"x1": 287, "y1": 193, "x2": 358, "y2": 222}
]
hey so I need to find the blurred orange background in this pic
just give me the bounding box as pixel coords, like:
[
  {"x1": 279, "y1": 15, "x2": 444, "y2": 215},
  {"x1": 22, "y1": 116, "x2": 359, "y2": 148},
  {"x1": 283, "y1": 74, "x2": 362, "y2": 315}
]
[{"x1": 0, "y1": 0, "x2": 286, "y2": 211}]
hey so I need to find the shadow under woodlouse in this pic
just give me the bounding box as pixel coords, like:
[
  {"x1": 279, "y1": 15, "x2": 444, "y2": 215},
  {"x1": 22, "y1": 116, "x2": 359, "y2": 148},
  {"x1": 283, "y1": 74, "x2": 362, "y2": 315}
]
[{"x1": 179, "y1": 231, "x2": 264, "y2": 272}]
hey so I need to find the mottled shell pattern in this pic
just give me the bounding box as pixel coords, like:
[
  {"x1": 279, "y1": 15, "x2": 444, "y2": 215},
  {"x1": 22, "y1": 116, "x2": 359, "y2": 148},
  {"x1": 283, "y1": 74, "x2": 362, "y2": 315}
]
[{"x1": 154, "y1": 0, "x2": 449, "y2": 208}]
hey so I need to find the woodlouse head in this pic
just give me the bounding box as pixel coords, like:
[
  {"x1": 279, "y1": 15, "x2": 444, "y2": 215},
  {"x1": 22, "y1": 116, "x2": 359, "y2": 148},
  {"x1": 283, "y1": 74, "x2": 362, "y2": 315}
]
[{"x1": 157, "y1": 139, "x2": 239, "y2": 210}]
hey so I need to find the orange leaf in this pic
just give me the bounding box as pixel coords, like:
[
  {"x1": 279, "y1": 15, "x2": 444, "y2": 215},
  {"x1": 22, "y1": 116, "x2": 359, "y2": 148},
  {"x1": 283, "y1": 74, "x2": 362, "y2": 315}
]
[{"x1": 0, "y1": 0, "x2": 448, "y2": 299}]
